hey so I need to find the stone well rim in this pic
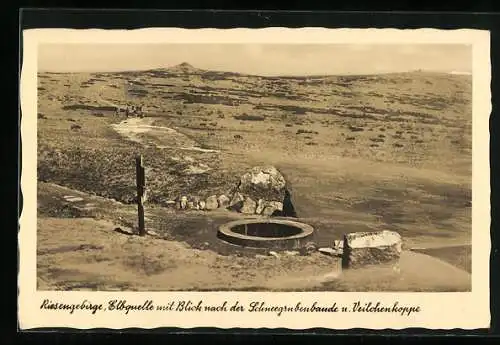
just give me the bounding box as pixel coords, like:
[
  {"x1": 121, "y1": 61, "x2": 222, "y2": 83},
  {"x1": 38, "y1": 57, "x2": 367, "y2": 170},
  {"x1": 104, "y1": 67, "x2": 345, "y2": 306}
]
[{"x1": 218, "y1": 218, "x2": 314, "y2": 241}]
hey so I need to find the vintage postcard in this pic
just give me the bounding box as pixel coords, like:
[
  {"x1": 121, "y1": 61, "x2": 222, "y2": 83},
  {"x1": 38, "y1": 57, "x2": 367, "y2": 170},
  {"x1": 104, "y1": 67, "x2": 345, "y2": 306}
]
[{"x1": 19, "y1": 27, "x2": 491, "y2": 330}]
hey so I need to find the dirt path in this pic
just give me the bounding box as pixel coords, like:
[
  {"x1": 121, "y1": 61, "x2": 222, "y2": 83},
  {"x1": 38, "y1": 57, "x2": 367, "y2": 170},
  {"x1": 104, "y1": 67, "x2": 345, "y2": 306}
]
[
  {"x1": 96, "y1": 87, "x2": 121, "y2": 108},
  {"x1": 111, "y1": 117, "x2": 219, "y2": 153}
]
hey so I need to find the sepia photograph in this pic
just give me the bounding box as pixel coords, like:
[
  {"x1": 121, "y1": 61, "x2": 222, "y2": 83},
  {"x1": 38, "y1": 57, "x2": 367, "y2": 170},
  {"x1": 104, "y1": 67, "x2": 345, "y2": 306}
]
[
  {"x1": 19, "y1": 27, "x2": 491, "y2": 330},
  {"x1": 34, "y1": 42, "x2": 475, "y2": 292}
]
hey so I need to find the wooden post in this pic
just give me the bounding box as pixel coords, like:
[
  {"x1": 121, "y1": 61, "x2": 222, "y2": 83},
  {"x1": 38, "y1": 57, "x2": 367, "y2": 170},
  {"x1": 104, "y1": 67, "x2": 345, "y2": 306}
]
[{"x1": 135, "y1": 155, "x2": 146, "y2": 236}]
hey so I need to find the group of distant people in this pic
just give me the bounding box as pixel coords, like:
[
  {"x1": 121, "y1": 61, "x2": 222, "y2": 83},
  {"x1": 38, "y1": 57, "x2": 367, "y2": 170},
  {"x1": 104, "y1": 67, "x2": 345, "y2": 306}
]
[{"x1": 116, "y1": 104, "x2": 145, "y2": 118}]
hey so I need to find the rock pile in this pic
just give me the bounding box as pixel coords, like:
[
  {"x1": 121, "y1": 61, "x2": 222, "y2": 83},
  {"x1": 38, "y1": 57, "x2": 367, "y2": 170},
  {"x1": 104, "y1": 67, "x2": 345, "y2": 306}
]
[
  {"x1": 171, "y1": 165, "x2": 297, "y2": 217},
  {"x1": 175, "y1": 194, "x2": 231, "y2": 211}
]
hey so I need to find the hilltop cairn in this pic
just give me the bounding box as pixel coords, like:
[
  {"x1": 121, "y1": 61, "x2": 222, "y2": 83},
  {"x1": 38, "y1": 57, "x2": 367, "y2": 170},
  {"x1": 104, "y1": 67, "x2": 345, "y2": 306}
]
[{"x1": 228, "y1": 166, "x2": 297, "y2": 217}]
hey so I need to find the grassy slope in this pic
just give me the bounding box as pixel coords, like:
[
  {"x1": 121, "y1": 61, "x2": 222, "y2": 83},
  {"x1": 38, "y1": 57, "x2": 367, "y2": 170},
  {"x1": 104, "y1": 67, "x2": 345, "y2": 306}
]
[{"x1": 36, "y1": 67, "x2": 472, "y2": 287}]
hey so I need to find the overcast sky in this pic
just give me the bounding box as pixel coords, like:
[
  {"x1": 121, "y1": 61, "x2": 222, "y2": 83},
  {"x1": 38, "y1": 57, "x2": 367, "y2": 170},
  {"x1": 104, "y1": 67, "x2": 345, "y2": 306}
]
[{"x1": 37, "y1": 43, "x2": 472, "y2": 75}]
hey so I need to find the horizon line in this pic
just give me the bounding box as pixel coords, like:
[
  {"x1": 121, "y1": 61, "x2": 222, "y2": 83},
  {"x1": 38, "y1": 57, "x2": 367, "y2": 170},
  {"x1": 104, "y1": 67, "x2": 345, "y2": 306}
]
[{"x1": 37, "y1": 63, "x2": 472, "y2": 77}]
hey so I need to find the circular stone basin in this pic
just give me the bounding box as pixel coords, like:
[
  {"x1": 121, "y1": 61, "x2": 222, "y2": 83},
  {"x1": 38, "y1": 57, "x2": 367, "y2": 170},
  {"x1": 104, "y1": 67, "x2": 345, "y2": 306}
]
[{"x1": 217, "y1": 219, "x2": 315, "y2": 250}]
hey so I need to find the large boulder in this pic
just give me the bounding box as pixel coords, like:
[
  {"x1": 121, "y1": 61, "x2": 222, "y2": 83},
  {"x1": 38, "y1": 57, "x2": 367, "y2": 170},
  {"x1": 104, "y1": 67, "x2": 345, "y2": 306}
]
[
  {"x1": 238, "y1": 166, "x2": 286, "y2": 201},
  {"x1": 342, "y1": 230, "x2": 403, "y2": 269},
  {"x1": 229, "y1": 166, "x2": 296, "y2": 217}
]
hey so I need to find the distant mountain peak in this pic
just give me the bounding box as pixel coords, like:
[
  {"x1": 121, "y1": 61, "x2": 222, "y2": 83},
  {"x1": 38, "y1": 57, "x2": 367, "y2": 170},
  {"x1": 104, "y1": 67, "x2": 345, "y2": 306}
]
[
  {"x1": 169, "y1": 62, "x2": 198, "y2": 73},
  {"x1": 178, "y1": 62, "x2": 193, "y2": 68}
]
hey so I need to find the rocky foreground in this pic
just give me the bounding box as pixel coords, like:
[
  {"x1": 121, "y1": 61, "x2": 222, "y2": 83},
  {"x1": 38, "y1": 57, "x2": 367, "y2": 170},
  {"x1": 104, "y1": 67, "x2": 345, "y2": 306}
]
[
  {"x1": 37, "y1": 215, "x2": 471, "y2": 292},
  {"x1": 37, "y1": 182, "x2": 471, "y2": 292}
]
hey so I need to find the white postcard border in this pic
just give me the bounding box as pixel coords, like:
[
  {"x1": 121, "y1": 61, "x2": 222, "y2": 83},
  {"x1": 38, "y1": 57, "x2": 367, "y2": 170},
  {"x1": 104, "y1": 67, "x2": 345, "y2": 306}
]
[{"x1": 19, "y1": 27, "x2": 491, "y2": 330}]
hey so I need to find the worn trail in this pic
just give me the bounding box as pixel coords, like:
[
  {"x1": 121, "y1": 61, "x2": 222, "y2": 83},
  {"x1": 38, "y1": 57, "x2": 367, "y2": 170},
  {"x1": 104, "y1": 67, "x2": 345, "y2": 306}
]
[{"x1": 111, "y1": 117, "x2": 220, "y2": 153}]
